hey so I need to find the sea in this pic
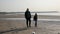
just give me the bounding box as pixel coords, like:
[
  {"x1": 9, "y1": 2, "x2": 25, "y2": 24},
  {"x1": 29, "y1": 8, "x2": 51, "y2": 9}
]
[
  {"x1": 4, "y1": 11, "x2": 60, "y2": 16},
  {"x1": 0, "y1": 11, "x2": 60, "y2": 21}
]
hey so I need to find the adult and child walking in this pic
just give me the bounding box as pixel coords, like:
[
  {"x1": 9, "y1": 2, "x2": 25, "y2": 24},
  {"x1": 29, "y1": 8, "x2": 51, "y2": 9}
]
[{"x1": 25, "y1": 8, "x2": 38, "y2": 27}]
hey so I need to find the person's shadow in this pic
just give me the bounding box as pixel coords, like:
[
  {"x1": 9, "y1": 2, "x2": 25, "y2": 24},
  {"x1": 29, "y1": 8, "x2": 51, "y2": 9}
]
[{"x1": 0, "y1": 27, "x2": 27, "y2": 34}]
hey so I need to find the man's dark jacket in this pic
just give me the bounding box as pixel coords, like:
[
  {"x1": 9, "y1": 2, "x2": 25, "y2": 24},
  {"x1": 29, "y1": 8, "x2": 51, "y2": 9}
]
[{"x1": 25, "y1": 11, "x2": 31, "y2": 19}]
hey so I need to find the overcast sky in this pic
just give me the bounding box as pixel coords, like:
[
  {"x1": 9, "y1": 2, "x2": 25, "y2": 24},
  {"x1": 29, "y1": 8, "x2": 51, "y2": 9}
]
[{"x1": 0, "y1": 0, "x2": 60, "y2": 12}]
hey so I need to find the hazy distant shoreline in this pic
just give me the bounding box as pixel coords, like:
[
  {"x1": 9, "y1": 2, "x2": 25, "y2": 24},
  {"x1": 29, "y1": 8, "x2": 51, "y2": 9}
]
[{"x1": 0, "y1": 11, "x2": 58, "y2": 14}]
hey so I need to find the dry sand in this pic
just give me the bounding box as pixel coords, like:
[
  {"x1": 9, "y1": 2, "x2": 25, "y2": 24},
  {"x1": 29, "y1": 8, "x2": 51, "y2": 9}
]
[{"x1": 0, "y1": 14, "x2": 60, "y2": 34}]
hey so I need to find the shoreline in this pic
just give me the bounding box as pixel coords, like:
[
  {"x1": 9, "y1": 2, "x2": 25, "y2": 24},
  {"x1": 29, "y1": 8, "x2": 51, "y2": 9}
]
[
  {"x1": 0, "y1": 14, "x2": 60, "y2": 19},
  {"x1": 0, "y1": 18, "x2": 60, "y2": 21}
]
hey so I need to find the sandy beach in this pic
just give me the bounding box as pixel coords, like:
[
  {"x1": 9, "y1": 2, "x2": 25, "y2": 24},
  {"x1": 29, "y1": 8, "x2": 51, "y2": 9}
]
[
  {"x1": 0, "y1": 14, "x2": 60, "y2": 34},
  {"x1": 0, "y1": 20, "x2": 60, "y2": 34}
]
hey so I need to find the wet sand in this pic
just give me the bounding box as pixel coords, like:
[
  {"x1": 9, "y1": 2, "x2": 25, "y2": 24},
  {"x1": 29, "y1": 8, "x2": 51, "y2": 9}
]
[
  {"x1": 0, "y1": 14, "x2": 60, "y2": 34},
  {"x1": 0, "y1": 20, "x2": 60, "y2": 34}
]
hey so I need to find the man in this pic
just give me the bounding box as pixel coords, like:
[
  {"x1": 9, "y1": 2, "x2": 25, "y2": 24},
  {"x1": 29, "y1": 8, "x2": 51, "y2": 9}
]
[{"x1": 25, "y1": 8, "x2": 31, "y2": 27}]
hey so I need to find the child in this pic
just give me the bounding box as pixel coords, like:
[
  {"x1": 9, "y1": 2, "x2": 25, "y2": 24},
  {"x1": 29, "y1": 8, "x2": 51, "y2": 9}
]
[{"x1": 33, "y1": 13, "x2": 38, "y2": 27}]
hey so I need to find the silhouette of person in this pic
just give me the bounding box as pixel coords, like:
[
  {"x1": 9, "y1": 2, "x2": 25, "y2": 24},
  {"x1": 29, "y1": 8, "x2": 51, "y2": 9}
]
[
  {"x1": 25, "y1": 8, "x2": 31, "y2": 27},
  {"x1": 33, "y1": 13, "x2": 38, "y2": 27}
]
